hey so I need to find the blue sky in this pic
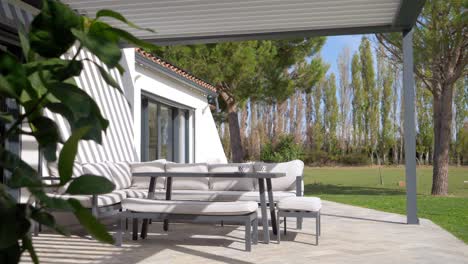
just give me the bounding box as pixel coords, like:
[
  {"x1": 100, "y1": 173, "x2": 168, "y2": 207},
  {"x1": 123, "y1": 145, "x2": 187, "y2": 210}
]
[{"x1": 320, "y1": 35, "x2": 363, "y2": 77}]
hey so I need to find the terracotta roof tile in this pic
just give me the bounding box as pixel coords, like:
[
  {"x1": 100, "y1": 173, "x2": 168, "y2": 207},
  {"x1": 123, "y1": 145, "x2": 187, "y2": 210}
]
[{"x1": 136, "y1": 48, "x2": 217, "y2": 93}]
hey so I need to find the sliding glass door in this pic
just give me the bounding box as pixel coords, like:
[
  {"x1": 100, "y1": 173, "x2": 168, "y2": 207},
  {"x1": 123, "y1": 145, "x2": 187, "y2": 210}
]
[{"x1": 141, "y1": 96, "x2": 192, "y2": 163}]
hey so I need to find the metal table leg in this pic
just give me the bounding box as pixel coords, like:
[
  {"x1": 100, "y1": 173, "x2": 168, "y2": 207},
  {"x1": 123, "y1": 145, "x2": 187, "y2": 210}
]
[
  {"x1": 258, "y1": 178, "x2": 270, "y2": 243},
  {"x1": 163, "y1": 177, "x2": 172, "y2": 231},
  {"x1": 266, "y1": 178, "x2": 277, "y2": 235},
  {"x1": 141, "y1": 176, "x2": 156, "y2": 239}
]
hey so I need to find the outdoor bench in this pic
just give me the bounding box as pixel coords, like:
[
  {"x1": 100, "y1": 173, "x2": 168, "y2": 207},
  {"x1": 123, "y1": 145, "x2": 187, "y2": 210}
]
[{"x1": 116, "y1": 198, "x2": 259, "y2": 251}]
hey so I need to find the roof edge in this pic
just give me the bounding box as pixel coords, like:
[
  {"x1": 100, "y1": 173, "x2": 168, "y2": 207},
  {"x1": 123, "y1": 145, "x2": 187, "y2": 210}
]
[
  {"x1": 393, "y1": 0, "x2": 426, "y2": 29},
  {"x1": 135, "y1": 49, "x2": 218, "y2": 97}
]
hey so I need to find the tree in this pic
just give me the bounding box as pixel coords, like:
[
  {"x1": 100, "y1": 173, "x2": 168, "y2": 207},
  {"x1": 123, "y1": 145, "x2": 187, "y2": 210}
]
[
  {"x1": 338, "y1": 47, "x2": 352, "y2": 151},
  {"x1": 351, "y1": 52, "x2": 364, "y2": 148},
  {"x1": 379, "y1": 57, "x2": 394, "y2": 164},
  {"x1": 156, "y1": 39, "x2": 325, "y2": 162},
  {"x1": 454, "y1": 77, "x2": 467, "y2": 165},
  {"x1": 359, "y1": 37, "x2": 379, "y2": 163},
  {"x1": 377, "y1": 0, "x2": 467, "y2": 195},
  {"x1": 323, "y1": 74, "x2": 339, "y2": 153}
]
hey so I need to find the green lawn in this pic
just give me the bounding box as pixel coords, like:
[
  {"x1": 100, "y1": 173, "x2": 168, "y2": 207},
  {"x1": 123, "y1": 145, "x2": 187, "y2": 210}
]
[{"x1": 303, "y1": 166, "x2": 468, "y2": 243}]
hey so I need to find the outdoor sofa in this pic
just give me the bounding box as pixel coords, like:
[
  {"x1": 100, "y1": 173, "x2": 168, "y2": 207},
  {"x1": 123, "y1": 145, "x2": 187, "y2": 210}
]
[{"x1": 42, "y1": 160, "x2": 305, "y2": 229}]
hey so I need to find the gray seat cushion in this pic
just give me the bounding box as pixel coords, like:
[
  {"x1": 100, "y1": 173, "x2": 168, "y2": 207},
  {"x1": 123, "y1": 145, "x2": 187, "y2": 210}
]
[
  {"x1": 209, "y1": 163, "x2": 255, "y2": 191},
  {"x1": 150, "y1": 189, "x2": 296, "y2": 202},
  {"x1": 277, "y1": 196, "x2": 322, "y2": 212},
  {"x1": 122, "y1": 198, "x2": 258, "y2": 215},
  {"x1": 46, "y1": 190, "x2": 127, "y2": 208}
]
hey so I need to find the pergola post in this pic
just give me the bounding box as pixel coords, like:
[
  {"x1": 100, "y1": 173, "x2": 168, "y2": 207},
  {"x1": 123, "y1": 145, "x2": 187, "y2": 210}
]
[{"x1": 402, "y1": 28, "x2": 419, "y2": 225}]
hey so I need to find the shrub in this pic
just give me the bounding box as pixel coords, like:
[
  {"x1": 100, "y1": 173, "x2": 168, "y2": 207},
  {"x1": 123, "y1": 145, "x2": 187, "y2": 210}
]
[
  {"x1": 260, "y1": 135, "x2": 304, "y2": 162},
  {"x1": 339, "y1": 152, "x2": 370, "y2": 166}
]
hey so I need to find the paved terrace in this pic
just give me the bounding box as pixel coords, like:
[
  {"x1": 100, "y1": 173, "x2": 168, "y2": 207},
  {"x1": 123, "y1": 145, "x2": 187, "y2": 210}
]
[{"x1": 21, "y1": 201, "x2": 468, "y2": 264}]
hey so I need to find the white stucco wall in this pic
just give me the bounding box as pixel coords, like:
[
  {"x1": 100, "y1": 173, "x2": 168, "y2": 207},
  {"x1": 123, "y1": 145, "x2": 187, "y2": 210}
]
[{"x1": 124, "y1": 49, "x2": 227, "y2": 164}]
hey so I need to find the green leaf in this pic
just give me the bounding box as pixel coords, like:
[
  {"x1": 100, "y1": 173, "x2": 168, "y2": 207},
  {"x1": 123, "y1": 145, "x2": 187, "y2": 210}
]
[
  {"x1": 95, "y1": 9, "x2": 155, "y2": 32},
  {"x1": 22, "y1": 236, "x2": 39, "y2": 264},
  {"x1": 30, "y1": 116, "x2": 60, "y2": 161},
  {"x1": 18, "y1": 27, "x2": 33, "y2": 62},
  {"x1": 47, "y1": 82, "x2": 109, "y2": 143},
  {"x1": 0, "y1": 197, "x2": 30, "y2": 250},
  {"x1": 68, "y1": 199, "x2": 114, "y2": 244},
  {"x1": 25, "y1": 59, "x2": 83, "y2": 82},
  {"x1": 58, "y1": 126, "x2": 91, "y2": 184},
  {"x1": 71, "y1": 22, "x2": 121, "y2": 68},
  {"x1": 0, "y1": 112, "x2": 14, "y2": 123},
  {"x1": 0, "y1": 149, "x2": 40, "y2": 188},
  {"x1": 65, "y1": 175, "x2": 115, "y2": 195},
  {"x1": 0, "y1": 241, "x2": 21, "y2": 264},
  {"x1": 30, "y1": 208, "x2": 68, "y2": 236},
  {"x1": 0, "y1": 51, "x2": 31, "y2": 99},
  {"x1": 29, "y1": 0, "x2": 82, "y2": 57}
]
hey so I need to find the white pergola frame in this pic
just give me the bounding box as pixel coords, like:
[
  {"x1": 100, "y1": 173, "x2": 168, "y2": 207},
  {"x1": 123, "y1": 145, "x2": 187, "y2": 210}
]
[{"x1": 12, "y1": 0, "x2": 424, "y2": 225}]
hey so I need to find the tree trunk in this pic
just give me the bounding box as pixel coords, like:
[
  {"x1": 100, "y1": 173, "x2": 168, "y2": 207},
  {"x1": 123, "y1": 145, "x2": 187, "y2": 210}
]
[
  {"x1": 431, "y1": 84, "x2": 454, "y2": 196},
  {"x1": 227, "y1": 102, "x2": 244, "y2": 163}
]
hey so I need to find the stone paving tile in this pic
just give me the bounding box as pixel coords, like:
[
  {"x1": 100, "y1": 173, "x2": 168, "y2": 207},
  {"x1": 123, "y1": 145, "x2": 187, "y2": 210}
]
[{"x1": 20, "y1": 200, "x2": 468, "y2": 264}]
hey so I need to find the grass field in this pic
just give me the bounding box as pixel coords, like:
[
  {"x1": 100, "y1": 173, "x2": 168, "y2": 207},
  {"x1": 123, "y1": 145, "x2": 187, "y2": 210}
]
[{"x1": 302, "y1": 166, "x2": 468, "y2": 243}]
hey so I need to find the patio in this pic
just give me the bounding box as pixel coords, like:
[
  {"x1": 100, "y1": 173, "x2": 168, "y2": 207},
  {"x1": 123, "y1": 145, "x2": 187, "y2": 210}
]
[{"x1": 20, "y1": 201, "x2": 468, "y2": 264}]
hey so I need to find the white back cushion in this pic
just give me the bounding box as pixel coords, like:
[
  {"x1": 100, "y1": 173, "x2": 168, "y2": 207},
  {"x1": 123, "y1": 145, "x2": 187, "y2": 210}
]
[
  {"x1": 106, "y1": 162, "x2": 132, "y2": 190},
  {"x1": 82, "y1": 162, "x2": 114, "y2": 187},
  {"x1": 130, "y1": 160, "x2": 166, "y2": 189},
  {"x1": 46, "y1": 161, "x2": 83, "y2": 194},
  {"x1": 254, "y1": 160, "x2": 304, "y2": 191},
  {"x1": 165, "y1": 163, "x2": 209, "y2": 190},
  {"x1": 209, "y1": 163, "x2": 255, "y2": 191}
]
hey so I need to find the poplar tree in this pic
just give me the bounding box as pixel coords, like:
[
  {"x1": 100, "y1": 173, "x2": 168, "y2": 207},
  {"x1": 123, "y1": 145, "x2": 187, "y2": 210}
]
[
  {"x1": 323, "y1": 73, "x2": 339, "y2": 153},
  {"x1": 351, "y1": 52, "x2": 363, "y2": 148},
  {"x1": 359, "y1": 37, "x2": 378, "y2": 162}
]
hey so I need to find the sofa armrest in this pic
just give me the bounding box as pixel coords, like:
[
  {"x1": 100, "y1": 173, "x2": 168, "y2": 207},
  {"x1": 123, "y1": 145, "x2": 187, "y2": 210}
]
[{"x1": 296, "y1": 175, "x2": 303, "y2": 197}]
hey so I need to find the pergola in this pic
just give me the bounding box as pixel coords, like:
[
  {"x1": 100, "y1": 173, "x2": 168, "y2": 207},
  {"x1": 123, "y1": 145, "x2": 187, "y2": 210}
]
[{"x1": 62, "y1": 0, "x2": 425, "y2": 224}]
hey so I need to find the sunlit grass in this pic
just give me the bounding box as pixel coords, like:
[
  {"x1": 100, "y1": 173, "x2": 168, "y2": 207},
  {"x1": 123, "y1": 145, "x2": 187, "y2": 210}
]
[{"x1": 303, "y1": 166, "x2": 468, "y2": 243}]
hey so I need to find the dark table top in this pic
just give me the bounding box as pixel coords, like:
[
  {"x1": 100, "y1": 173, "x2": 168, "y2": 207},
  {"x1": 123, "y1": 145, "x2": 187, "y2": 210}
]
[{"x1": 132, "y1": 172, "x2": 286, "y2": 179}]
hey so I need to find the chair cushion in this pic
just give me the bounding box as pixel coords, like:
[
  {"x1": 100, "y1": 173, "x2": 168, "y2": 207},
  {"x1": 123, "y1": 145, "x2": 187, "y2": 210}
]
[
  {"x1": 165, "y1": 163, "x2": 209, "y2": 190},
  {"x1": 123, "y1": 188, "x2": 148, "y2": 199},
  {"x1": 46, "y1": 190, "x2": 127, "y2": 208},
  {"x1": 277, "y1": 197, "x2": 322, "y2": 212},
  {"x1": 254, "y1": 160, "x2": 304, "y2": 191},
  {"x1": 122, "y1": 198, "x2": 258, "y2": 215},
  {"x1": 106, "y1": 162, "x2": 132, "y2": 190},
  {"x1": 130, "y1": 160, "x2": 166, "y2": 189},
  {"x1": 46, "y1": 161, "x2": 83, "y2": 193},
  {"x1": 82, "y1": 162, "x2": 114, "y2": 184},
  {"x1": 151, "y1": 189, "x2": 296, "y2": 202},
  {"x1": 209, "y1": 163, "x2": 255, "y2": 191}
]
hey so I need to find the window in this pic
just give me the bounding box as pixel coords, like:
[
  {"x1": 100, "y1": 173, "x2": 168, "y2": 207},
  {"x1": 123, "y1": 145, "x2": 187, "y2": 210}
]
[{"x1": 141, "y1": 96, "x2": 192, "y2": 163}]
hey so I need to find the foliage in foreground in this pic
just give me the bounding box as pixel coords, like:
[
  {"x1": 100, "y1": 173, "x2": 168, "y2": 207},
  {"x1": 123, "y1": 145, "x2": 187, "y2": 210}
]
[{"x1": 0, "y1": 1, "x2": 157, "y2": 263}]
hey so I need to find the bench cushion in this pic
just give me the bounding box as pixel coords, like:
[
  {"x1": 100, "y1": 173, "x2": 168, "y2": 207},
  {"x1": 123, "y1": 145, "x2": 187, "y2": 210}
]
[
  {"x1": 165, "y1": 163, "x2": 209, "y2": 190},
  {"x1": 277, "y1": 197, "x2": 322, "y2": 212},
  {"x1": 149, "y1": 189, "x2": 296, "y2": 202},
  {"x1": 209, "y1": 163, "x2": 255, "y2": 191},
  {"x1": 106, "y1": 162, "x2": 132, "y2": 189},
  {"x1": 122, "y1": 198, "x2": 258, "y2": 215},
  {"x1": 130, "y1": 160, "x2": 166, "y2": 189},
  {"x1": 254, "y1": 160, "x2": 304, "y2": 191},
  {"x1": 46, "y1": 190, "x2": 127, "y2": 208}
]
